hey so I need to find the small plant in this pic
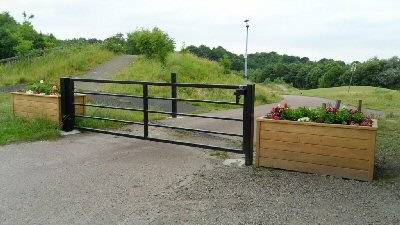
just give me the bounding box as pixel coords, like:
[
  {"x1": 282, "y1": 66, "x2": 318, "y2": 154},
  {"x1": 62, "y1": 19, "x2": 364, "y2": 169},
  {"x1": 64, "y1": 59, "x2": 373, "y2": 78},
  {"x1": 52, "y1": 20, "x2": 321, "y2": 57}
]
[
  {"x1": 26, "y1": 80, "x2": 59, "y2": 95},
  {"x1": 266, "y1": 103, "x2": 373, "y2": 126},
  {"x1": 210, "y1": 151, "x2": 229, "y2": 159}
]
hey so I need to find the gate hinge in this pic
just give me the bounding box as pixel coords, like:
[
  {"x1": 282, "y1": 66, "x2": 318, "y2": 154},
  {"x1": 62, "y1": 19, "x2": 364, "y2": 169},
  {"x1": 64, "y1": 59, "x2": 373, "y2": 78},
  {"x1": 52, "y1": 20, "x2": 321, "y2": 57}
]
[{"x1": 234, "y1": 87, "x2": 247, "y2": 103}]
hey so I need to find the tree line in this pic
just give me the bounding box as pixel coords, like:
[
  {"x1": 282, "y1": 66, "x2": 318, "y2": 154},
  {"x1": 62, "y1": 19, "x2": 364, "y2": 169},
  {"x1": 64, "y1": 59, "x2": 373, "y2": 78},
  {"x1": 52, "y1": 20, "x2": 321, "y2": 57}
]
[
  {"x1": 185, "y1": 45, "x2": 400, "y2": 90},
  {"x1": 0, "y1": 12, "x2": 59, "y2": 59}
]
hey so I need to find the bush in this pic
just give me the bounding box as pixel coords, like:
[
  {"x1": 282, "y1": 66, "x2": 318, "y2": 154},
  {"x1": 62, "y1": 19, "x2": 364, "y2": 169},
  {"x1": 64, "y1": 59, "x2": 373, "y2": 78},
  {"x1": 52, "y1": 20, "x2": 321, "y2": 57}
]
[
  {"x1": 103, "y1": 33, "x2": 126, "y2": 53},
  {"x1": 219, "y1": 54, "x2": 232, "y2": 74},
  {"x1": 126, "y1": 28, "x2": 175, "y2": 64}
]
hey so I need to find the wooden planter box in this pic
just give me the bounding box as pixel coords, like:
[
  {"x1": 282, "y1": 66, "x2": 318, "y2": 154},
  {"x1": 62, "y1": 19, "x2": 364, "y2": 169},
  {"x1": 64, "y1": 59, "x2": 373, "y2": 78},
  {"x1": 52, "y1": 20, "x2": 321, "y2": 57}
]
[
  {"x1": 11, "y1": 92, "x2": 86, "y2": 124},
  {"x1": 256, "y1": 117, "x2": 378, "y2": 181}
]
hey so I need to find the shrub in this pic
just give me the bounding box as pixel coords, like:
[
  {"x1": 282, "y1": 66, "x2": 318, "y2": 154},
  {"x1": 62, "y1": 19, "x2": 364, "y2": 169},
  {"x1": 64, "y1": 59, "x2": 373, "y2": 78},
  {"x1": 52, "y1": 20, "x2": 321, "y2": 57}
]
[
  {"x1": 103, "y1": 33, "x2": 126, "y2": 53},
  {"x1": 126, "y1": 28, "x2": 175, "y2": 64},
  {"x1": 219, "y1": 54, "x2": 232, "y2": 74}
]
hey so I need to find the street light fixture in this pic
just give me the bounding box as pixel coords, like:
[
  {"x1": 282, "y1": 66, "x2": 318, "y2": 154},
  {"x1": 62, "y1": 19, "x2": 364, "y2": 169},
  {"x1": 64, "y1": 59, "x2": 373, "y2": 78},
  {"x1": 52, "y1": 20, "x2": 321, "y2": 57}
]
[{"x1": 244, "y1": 19, "x2": 249, "y2": 79}]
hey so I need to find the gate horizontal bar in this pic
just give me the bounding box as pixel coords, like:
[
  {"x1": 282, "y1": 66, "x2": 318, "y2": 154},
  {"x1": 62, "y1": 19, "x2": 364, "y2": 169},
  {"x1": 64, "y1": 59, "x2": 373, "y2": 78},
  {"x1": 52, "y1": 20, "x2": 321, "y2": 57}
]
[
  {"x1": 148, "y1": 123, "x2": 243, "y2": 137},
  {"x1": 77, "y1": 126, "x2": 146, "y2": 140},
  {"x1": 175, "y1": 83, "x2": 242, "y2": 89},
  {"x1": 72, "y1": 78, "x2": 171, "y2": 86},
  {"x1": 148, "y1": 96, "x2": 243, "y2": 106},
  {"x1": 74, "y1": 103, "x2": 144, "y2": 112},
  {"x1": 147, "y1": 110, "x2": 243, "y2": 121},
  {"x1": 75, "y1": 91, "x2": 143, "y2": 99},
  {"x1": 147, "y1": 137, "x2": 243, "y2": 153},
  {"x1": 72, "y1": 78, "x2": 243, "y2": 89},
  {"x1": 75, "y1": 115, "x2": 144, "y2": 125},
  {"x1": 76, "y1": 126, "x2": 243, "y2": 153}
]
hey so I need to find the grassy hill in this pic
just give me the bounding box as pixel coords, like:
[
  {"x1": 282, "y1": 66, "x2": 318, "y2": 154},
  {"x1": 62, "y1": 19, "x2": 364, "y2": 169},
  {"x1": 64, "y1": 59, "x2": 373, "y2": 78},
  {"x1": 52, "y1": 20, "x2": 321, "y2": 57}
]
[
  {"x1": 106, "y1": 53, "x2": 282, "y2": 109},
  {"x1": 78, "y1": 53, "x2": 285, "y2": 129},
  {"x1": 0, "y1": 44, "x2": 115, "y2": 86}
]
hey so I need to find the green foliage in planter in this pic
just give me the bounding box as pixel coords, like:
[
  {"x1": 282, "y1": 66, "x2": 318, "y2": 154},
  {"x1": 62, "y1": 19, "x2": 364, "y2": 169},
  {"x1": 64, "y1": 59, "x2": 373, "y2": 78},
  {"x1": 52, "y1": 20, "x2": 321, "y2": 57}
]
[
  {"x1": 268, "y1": 104, "x2": 373, "y2": 126},
  {"x1": 26, "y1": 80, "x2": 58, "y2": 95}
]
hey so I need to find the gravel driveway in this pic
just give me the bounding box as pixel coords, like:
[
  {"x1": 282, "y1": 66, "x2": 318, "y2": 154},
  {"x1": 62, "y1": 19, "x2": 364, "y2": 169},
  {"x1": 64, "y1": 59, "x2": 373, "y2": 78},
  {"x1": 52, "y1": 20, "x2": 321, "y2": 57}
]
[{"x1": 0, "y1": 95, "x2": 398, "y2": 224}]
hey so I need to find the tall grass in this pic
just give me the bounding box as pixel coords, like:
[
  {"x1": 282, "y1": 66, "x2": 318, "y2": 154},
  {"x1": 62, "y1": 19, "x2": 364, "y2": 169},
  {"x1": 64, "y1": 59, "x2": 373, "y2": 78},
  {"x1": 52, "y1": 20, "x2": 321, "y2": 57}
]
[
  {"x1": 295, "y1": 86, "x2": 400, "y2": 114},
  {"x1": 0, "y1": 44, "x2": 115, "y2": 86},
  {"x1": 105, "y1": 53, "x2": 281, "y2": 111},
  {"x1": 0, "y1": 93, "x2": 59, "y2": 145}
]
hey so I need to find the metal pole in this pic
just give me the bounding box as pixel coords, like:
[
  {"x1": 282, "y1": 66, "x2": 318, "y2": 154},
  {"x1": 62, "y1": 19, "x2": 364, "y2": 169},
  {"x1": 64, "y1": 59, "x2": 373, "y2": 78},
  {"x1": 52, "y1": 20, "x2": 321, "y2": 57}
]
[
  {"x1": 243, "y1": 84, "x2": 255, "y2": 166},
  {"x1": 171, "y1": 73, "x2": 177, "y2": 118},
  {"x1": 60, "y1": 77, "x2": 75, "y2": 131},
  {"x1": 348, "y1": 64, "x2": 357, "y2": 93},
  {"x1": 143, "y1": 84, "x2": 149, "y2": 138},
  {"x1": 244, "y1": 20, "x2": 249, "y2": 78}
]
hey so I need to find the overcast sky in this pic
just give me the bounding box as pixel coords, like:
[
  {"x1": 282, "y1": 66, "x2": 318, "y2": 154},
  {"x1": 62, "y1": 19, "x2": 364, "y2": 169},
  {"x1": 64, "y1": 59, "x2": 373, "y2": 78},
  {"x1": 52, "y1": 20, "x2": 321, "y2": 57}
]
[{"x1": 2, "y1": 0, "x2": 399, "y2": 62}]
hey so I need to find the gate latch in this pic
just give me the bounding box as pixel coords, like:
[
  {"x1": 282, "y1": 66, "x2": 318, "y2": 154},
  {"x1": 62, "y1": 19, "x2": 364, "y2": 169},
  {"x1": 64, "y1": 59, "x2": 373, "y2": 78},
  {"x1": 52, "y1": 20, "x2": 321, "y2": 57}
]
[{"x1": 234, "y1": 87, "x2": 246, "y2": 104}]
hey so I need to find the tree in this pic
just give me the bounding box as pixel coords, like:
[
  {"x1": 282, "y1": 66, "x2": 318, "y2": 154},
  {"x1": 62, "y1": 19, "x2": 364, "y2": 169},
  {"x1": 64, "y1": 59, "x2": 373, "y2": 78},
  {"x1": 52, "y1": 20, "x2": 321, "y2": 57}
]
[
  {"x1": 378, "y1": 68, "x2": 400, "y2": 89},
  {"x1": 0, "y1": 28, "x2": 18, "y2": 58},
  {"x1": 127, "y1": 28, "x2": 175, "y2": 64}
]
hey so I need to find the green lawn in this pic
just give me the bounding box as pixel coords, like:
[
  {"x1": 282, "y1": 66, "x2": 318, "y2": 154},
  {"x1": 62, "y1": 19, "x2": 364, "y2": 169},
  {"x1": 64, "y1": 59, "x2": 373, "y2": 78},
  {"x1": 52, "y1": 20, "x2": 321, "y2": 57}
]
[
  {"x1": 0, "y1": 44, "x2": 115, "y2": 86},
  {"x1": 291, "y1": 86, "x2": 400, "y2": 115},
  {"x1": 0, "y1": 93, "x2": 60, "y2": 145},
  {"x1": 295, "y1": 86, "x2": 400, "y2": 181}
]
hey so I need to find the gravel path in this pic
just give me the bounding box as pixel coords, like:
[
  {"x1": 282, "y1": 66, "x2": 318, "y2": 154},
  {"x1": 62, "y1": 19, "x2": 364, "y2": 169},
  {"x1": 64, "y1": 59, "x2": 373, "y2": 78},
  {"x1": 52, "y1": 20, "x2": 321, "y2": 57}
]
[
  {"x1": 75, "y1": 55, "x2": 136, "y2": 91},
  {"x1": 0, "y1": 94, "x2": 397, "y2": 224}
]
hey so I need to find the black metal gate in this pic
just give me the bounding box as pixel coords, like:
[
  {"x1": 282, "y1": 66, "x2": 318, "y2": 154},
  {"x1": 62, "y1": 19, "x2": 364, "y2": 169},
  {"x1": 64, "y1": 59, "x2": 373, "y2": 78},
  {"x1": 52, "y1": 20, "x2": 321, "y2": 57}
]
[{"x1": 60, "y1": 74, "x2": 255, "y2": 165}]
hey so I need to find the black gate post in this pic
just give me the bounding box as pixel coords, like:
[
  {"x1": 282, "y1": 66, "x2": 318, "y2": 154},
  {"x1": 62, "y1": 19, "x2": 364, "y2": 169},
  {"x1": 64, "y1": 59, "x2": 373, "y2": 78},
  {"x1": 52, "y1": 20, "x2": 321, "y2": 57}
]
[
  {"x1": 143, "y1": 84, "x2": 149, "y2": 138},
  {"x1": 60, "y1": 77, "x2": 75, "y2": 131},
  {"x1": 243, "y1": 84, "x2": 255, "y2": 166},
  {"x1": 171, "y1": 73, "x2": 177, "y2": 118}
]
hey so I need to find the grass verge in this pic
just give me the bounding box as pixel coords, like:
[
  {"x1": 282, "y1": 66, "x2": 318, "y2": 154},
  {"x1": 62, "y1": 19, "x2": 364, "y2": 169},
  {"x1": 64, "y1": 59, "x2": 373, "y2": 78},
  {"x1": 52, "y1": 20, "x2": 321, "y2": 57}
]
[
  {"x1": 0, "y1": 44, "x2": 115, "y2": 86},
  {"x1": 0, "y1": 93, "x2": 60, "y2": 145}
]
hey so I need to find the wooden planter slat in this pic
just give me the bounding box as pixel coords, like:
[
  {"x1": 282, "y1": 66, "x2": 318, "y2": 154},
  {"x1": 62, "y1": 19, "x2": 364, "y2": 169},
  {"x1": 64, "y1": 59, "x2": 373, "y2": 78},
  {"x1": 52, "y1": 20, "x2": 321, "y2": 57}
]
[
  {"x1": 258, "y1": 157, "x2": 371, "y2": 181},
  {"x1": 259, "y1": 121, "x2": 375, "y2": 140},
  {"x1": 256, "y1": 118, "x2": 377, "y2": 181},
  {"x1": 259, "y1": 139, "x2": 371, "y2": 160},
  {"x1": 11, "y1": 92, "x2": 86, "y2": 124}
]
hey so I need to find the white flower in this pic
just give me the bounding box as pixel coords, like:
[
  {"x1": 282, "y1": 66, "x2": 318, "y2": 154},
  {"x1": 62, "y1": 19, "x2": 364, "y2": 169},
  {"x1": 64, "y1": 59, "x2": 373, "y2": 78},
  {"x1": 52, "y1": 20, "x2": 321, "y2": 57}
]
[
  {"x1": 26, "y1": 90, "x2": 34, "y2": 94},
  {"x1": 298, "y1": 117, "x2": 310, "y2": 122},
  {"x1": 341, "y1": 105, "x2": 347, "y2": 109},
  {"x1": 40, "y1": 80, "x2": 44, "y2": 84}
]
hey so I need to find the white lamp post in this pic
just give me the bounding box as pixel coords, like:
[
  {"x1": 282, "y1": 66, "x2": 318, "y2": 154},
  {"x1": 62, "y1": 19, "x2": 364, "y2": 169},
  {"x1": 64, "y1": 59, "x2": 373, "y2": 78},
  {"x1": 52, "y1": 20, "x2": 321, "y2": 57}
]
[{"x1": 244, "y1": 19, "x2": 249, "y2": 78}]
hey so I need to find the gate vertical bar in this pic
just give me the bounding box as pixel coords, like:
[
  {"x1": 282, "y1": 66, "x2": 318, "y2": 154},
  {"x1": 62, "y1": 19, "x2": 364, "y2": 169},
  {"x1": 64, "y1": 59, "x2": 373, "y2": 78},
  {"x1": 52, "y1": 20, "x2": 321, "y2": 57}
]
[
  {"x1": 143, "y1": 84, "x2": 149, "y2": 138},
  {"x1": 242, "y1": 84, "x2": 255, "y2": 166},
  {"x1": 60, "y1": 77, "x2": 75, "y2": 131},
  {"x1": 171, "y1": 73, "x2": 177, "y2": 118}
]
